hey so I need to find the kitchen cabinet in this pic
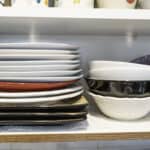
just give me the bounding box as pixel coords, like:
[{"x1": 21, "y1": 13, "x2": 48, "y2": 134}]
[{"x1": 0, "y1": 7, "x2": 150, "y2": 142}]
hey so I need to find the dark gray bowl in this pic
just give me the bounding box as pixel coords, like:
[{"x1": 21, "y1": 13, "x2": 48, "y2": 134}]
[{"x1": 85, "y1": 78, "x2": 150, "y2": 98}]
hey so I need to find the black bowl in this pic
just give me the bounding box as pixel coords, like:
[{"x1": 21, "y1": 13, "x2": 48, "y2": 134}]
[
  {"x1": 85, "y1": 78, "x2": 150, "y2": 98},
  {"x1": 131, "y1": 55, "x2": 150, "y2": 65}
]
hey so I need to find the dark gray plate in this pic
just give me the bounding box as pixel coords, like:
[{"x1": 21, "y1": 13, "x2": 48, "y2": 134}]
[
  {"x1": 0, "y1": 111, "x2": 88, "y2": 119},
  {"x1": 0, "y1": 96, "x2": 88, "y2": 112},
  {"x1": 0, "y1": 117, "x2": 86, "y2": 126}
]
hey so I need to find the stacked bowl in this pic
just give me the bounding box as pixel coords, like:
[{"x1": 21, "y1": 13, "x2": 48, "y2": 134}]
[
  {"x1": 86, "y1": 60, "x2": 150, "y2": 120},
  {"x1": 0, "y1": 42, "x2": 88, "y2": 125}
]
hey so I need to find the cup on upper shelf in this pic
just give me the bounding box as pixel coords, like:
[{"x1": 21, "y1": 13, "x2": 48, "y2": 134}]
[
  {"x1": 139, "y1": 0, "x2": 150, "y2": 9},
  {"x1": 96, "y1": 0, "x2": 137, "y2": 9},
  {"x1": 54, "y1": 0, "x2": 94, "y2": 8}
]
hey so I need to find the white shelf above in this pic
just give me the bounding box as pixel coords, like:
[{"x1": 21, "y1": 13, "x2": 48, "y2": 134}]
[
  {"x1": 1, "y1": 8, "x2": 150, "y2": 35},
  {"x1": 0, "y1": 112, "x2": 150, "y2": 142}
]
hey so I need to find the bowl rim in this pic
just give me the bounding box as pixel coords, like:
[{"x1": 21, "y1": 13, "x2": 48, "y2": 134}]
[{"x1": 88, "y1": 91, "x2": 150, "y2": 101}]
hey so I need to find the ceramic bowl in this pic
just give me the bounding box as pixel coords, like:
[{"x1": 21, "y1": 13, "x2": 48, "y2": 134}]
[
  {"x1": 86, "y1": 78, "x2": 150, "y2": 98},
  {"x1": 89, "y1": 60, "x2": 150, "y2": 71},
  {"x1": 131, "y1": 55, "x2": 150, "y2": 65},
  {"x1": 88, "y1": 92, "x2": 150, "y2": 120},
  {"x1": 89, "y1": 67, "x2": 150, "y2": 81},
  {"x1": 96, "y1": 0, "x2": 137, "y2": 8}
]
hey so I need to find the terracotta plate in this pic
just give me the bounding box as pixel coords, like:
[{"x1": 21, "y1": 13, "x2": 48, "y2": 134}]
[{"x1": 0, "y1": 80, "x2": 78, "y2": 92}]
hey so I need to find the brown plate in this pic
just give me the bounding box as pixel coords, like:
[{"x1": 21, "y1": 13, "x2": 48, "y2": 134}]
[
  {"x1": 0, "y1": 80, "x2": 78, "y2": 92},
  {"x1": 0, "y1": 96, "x2": 88, "y2": 112},
  {"x1": 0, "y1": 117, "x2": 86, "y2": 126}
]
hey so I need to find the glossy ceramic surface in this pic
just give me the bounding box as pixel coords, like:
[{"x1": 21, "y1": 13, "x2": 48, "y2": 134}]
[
  {"x1": 0, "y1": 64, "x2": 80, "y2": 71},
  {"x1": 0, "y1": 69, "x2": 82, "y2": 77},
  {"x1": 89, "y1": 67, "x2": 150, "y2": 81},
  {"x1": 86, "y1": 78, "x2": 150, "y2": 98},
  {"x1": 0, "y1": 90, "x2": 83, "y2": 104},
  {"x1": 0, "y1": 96, "x2": 88, "y2": 111},
  {"x1": 0, "y1": 117, "x2": 86, "y2": 125},
  {"x1": 131, "y1": 55, "x2": 150, "y2": 65},
  {"x1": 96, "y1": 0, "x2": 137, "y2": 8},
  {"x1": 0, "y1": 42, "x2": 79, "y2": 50},
  {"x1": 0, "y1": 80, "x2": 77, "y2": 91},
  {"x1": 0, "y1": 85, "x2": 83, "y2": 98},
  {"x1": 88, "y1": 92, "x2": 150, "y2": 120}
]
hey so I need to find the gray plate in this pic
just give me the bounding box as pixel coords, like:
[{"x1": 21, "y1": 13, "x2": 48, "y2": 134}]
[
  {"x1": 0, "y1": 117, "x2": 86, "y2": 125},
  {"x1": 0, "y1": 111, "x2": 87, "y2": 119}
]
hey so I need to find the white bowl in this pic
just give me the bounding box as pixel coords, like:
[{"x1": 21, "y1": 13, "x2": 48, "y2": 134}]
[
  {"x1": 88, "y1": 92, "x2": 150, "y2": 120},
  {"x1": 89, "y1": 67, "x2": 150, "y2": 81},
  {"x1": 89, "y1": 61, "x2": 150, "y2": 71},
  {"x1": 96, "y1": 0, "x2": 137, "y2": 8}
]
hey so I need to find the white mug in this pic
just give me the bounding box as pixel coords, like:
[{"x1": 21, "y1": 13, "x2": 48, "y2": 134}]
[
  {"x1": 140, "y1": 0, "x2": 150, "y2": 9},
  {"x1": 12, "y1": 0, "x2": 37, "y2": 7},
  {"x1": 96, "y1": 0, "x2": 137, "y2": 9},
  {"x1": 55, "y1": 0, "x2": 94, "y2": 8}
]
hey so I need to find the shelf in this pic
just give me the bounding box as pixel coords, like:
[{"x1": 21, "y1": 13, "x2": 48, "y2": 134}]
[
  {"x1": 0, "y1": 112, "x2": 149, "y2": 142},
  {"x1": 1, "y1": 8, "x2": 150, "y2": 35}
]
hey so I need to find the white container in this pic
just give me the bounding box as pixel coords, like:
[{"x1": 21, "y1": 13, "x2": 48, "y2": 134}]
[
  {"x1": 55, "y1": 0, "x2": 94, "y2": 8},
  {"x1": 89, "y1": 67, "x2": 150, "y2": 81},
  {"x1": 89, "y1": 92, "x2": 150, "y2": 120},
  {"x1": 96, "y1": 0, "x2": 137, "y2": 9},
  {"x1": 12, "y1": 0, "x2": 37, "y2": 7},
  {"x1": 89, "y1": 60, "x2": 150, "y2": 71},
  {"x1": 140, "y1": 0, "x2": 150, "y2": 9}
]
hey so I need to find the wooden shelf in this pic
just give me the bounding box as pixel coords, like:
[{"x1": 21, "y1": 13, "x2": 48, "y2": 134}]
[
  {"x1": 0, "y1": 112, "x2": 150, "y2": 142},
  {"x1": 1, "y1": 8, "x2": 150, "y2": 35}
]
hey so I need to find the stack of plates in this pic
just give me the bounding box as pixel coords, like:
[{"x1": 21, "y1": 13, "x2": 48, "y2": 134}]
[{"x1": 0, "y1": 42, "x2": 88, "y2": 125}]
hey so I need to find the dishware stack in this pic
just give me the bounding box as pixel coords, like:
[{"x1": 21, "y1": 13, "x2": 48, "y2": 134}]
[
  {"x1": 0, "y1": 42, "x2": 88, "y2": 125},
  {"x1": 86, "y1": 60, "x2": 150, "y2": 120}
]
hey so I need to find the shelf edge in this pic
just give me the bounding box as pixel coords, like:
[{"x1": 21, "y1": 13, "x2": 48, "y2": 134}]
[{"x1": 0, "y1": 132, "x2": 149, "y2": 142}]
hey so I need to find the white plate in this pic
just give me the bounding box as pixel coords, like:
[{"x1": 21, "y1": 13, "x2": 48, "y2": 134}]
[
  {"x1": 0, "y1": 49, "x2": 79, "y2": 54},
  {"x1": 0, "y1": 64, "x2": 80, "y2": 71},
  {"x1": 0, "y1": 54, "x2": 80, "y2": 60},
  {"x1": 0, "y1": 85, "x2": 83, "y2": 98},
  {"x1": 0, "y1": 70, "x2": 82, "y2": 77},
  {"x1": 0, "y1": 75, "x2": 83, "y2": 82},
  {"x1": 0, "y1": 42, "x2": 79, "y2": 50},
  {"x1": 0, "y1": 60, "x2": 80, "y2": 66},
  {"x1": 0, "y1": 90, "x2": 83, "y2": 104}
]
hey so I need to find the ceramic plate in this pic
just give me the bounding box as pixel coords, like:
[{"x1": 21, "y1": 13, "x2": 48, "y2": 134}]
[
  {"x1": 0, "y1": 42, "x2": 79, "y2": 50},
  {"x1": 0, "y1": 75, "x2": 83, "y2": 82},
  {"x1": 0, "y1": 64, "x2": 80, "y2": 71},
  {"x1": 0, "y1": 80, "x2": 78, "y2": 92},
  {"x1": 0, "y1": 96, "x2": 88, "y2": 111},
  {"x1": 0, "y1": 54, "x2": 80, "y2": 60},
  {"x1": 0, "y1": 117, "x2": 86, "y2": 125},
  {"x1": 0, "y1": 85, "x2": 83, "y2": 98},
  {"x1": 0, "y1": 60, "x2": 80, "y2": 65},
  {"x1": 0, "y1": 49, "x2": 79, "y2": 54},
  {"x1": 0, "y1": 111, "x2": 87, "y2": 119},
  {"x1": 0, "y1": 70, "x2": 82, "y2": 77},
  {"x1": 0, "y1": 90, "x2": 83, "y2": 103}
]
